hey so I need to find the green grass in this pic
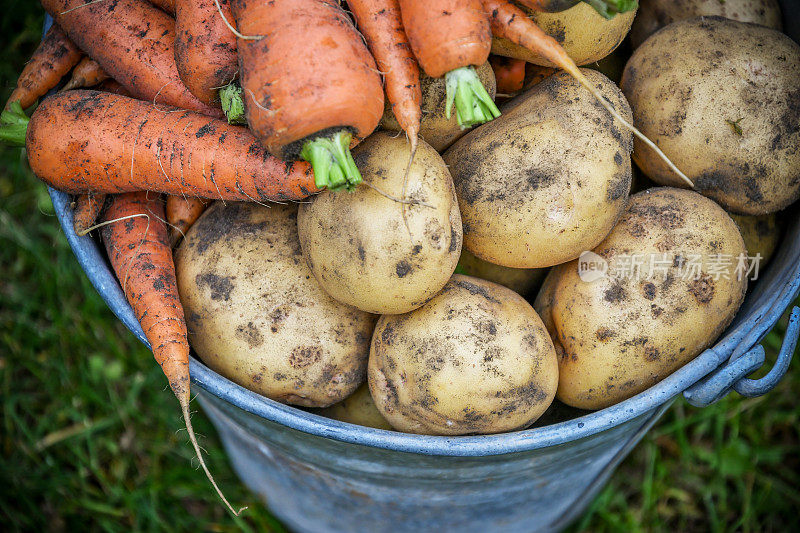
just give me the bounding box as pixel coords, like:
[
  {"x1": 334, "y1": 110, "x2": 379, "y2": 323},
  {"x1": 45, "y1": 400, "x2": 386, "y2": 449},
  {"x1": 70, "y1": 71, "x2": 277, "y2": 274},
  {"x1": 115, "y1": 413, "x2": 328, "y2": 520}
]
[{"x1": 1, "y1": 4, "x2": 798, "y2": 531}]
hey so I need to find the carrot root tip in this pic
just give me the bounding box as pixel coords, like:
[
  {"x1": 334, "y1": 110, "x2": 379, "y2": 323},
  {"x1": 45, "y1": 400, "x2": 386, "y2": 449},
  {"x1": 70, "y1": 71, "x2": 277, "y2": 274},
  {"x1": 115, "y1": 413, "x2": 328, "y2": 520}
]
[
  {"x1": 220, "y1": 84, "x2": 247, "y2": 125},
  {"x1": 583, "y1": 0, "x2": 639, "y2": 19},
  {"x1": 445, "y1": 67, "x2": 501, "y2": 130},
  {"x1": 301, "y1": 131, "x2": 362, "y2": 192},
  {"x1": 0, "y1": 101, "x2": 29, "y2": 147}
]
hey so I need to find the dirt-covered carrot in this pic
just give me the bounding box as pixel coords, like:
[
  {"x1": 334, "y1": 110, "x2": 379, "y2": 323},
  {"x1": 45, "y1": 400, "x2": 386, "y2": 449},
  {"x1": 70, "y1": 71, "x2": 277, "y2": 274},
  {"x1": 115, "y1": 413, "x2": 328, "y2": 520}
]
[
  {"x1": 0, "y1": 90, "x2": 318, "y2": 200},
  {"x1": 166, "y1": 195, "x2": 209, "y2": 247},
  {"x1": 41, "y1": 0, "x2": 221, "y2": 117},
  {"x1": 483, "y1": 0, "x2": 692, "y2": 187},
  {"x1": 516, "y1": 0, "x2": 637, "y2": 19},
  {"x1": 398, "y1": 0, "x2": 499, "y2": 128},
  {"x1": 72, "y1": 193, "x2": 106, "y2": 236},
  {"x1": 96, "y1": 79, "x2": 133, "y2": 97},
  {"x1": 4, "y1": 25, "x2": 81, "y2": 111},
  {"x1": 347, "y1": 0, "x2": 421, "y2": 150},
  {"x1": 101, "y1": 191, "x2": 239, "y2": 515},
  {"x1": 174, "y1": 0, "x2": 238, "y2": 106},
  {"x1": 148, "y1": 0, "x2": 176, "y2": 14},
  {"x1": 61, "y1": 57, "x2": 110, "y2": 92},
  {"x1": 230, "y1": 0, "x2": 384, "y2": 190},
  {"x1": 490, "y1": 56, "x2": 526, "y2": 94}
]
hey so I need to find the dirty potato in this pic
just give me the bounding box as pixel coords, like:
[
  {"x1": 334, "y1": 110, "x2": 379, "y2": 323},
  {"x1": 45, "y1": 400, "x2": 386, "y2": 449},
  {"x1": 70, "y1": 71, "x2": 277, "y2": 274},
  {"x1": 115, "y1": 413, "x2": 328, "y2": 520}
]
[
  {"x1": 316, "y1": 384, "x2": 393, "y2": 431},
  {"x1": 552, "y1": 188, "x2": 748, "y2": 410},
  {"x1": 621, "y1": 17, "x2": 800, "y2": 215},
  {"x1": 175, "y1": 202, "x2": 375, "y2": 408},
  {"x1": 730, "y1": 212, "x2": 782, "y2": 266},
  {"x1": 369, "y1": 275, "x2": 558, "y2": 435},
  {"x1": 458, "y1": 249, "x2": 546, "y2": 297},
  {"x1": 491, "y1": 2, "x2": 636, "y2": 66},
  {"x1": 444, "y1": 69, "x2": 633, "y2": 269},
  {"x1": 380, "y1": 62, "x2": 496, "y2": 152},
  {"x1": 630, "y1": 0, "x2": 782, "y2": 48},
  {"x1": 298, "y1": 132, "x2": 462, "y2": 315}
]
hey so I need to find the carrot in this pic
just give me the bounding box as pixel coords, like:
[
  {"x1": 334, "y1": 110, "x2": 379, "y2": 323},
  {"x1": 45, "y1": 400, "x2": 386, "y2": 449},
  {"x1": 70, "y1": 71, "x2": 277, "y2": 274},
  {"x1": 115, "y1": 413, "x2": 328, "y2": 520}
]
[
  {"x1": 482, "y1": 0, "x2": 693, "y2": 188},
  {"x1": 347, "y1": 0, "x2": 421, "y2": 151},
  {"x1": 174, "y1": 0, "x2": 238, "y2": 106},
  {"x1": 101, "y1": 191, "x2": 240, "y2": 515},
  {"x1": 72, "y1": 193, "x2": 107, "y2": 236},
  {"x1": 41, "y1": 0, "x2": 221, "y2": 118},
  {"x1": 490, "y1": 56, "x2": 526, "y2": 94},
  {"x1": 4, "y1": 25, "x2": 82, "y2": 111},
  {"x1": 61, "y1": 57, "x2": 110, "y2": 92},
  {"x1": 230, "y1": 0, "x2": 384, "y2": 190},
  {"x1": 96, "y1": 79, "x2": 133, "y2": 97},
  {"x1": 166, "y1": 195, "x2": 209, "y2": 247},
  {"x1": 398, "y1": 0, "x2": 500, "y2": 128},
  {"x1": 148, "y1": 0, "x2": 176, "y2": 14},
  {"x1": 0, "y1": 90, "x2": 322, "y2": 198}
]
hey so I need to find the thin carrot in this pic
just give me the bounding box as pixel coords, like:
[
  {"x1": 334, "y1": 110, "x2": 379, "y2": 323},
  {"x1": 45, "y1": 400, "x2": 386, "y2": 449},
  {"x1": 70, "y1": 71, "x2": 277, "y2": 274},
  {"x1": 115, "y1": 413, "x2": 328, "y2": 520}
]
[
  {"x1": 398, "y1": 0, "x2": 500, "y2": 128},
  {"x1": 72, "y1": 193, "x2": 106, "y2": 236},
  {"x1": 4, "y1": 25, "x2": 82, "y2": 110},
  {"x1": 95, "y1": 79, "x2": 133, "y2": 97},
  {"x1": 174, "y1": 0, "x2": 238, "y2": 105},
  {"x1": 41, "y1": 0, "x2": 221, "y2": 117},
  {"x1": 61, "y1": 57, "x2": 110, "y2": 92},
  {"x1": 101, "y1": 191, "x2": 241, "y2": 515},
  {"x1": 148, "y1": 0, "x2": 176, "y2": 14},
  {"x1": 166, "y1": 195, "x2": 209, "y2": 247},
  {"x1": 490, "y1": 56, "x2": 526, "y2": 94},
  {"x1": 347, "y1": 0, "x2": 421, "y2": 151},
  {"x1": 482, "y1": 0, "x2": 693, "y2": 187},
  {"x1": 0, "y1": 90, "x2": 318, "y2": 200},
  {"x1": 230, "y1": 0, "x2": 384, "y2": 190}
]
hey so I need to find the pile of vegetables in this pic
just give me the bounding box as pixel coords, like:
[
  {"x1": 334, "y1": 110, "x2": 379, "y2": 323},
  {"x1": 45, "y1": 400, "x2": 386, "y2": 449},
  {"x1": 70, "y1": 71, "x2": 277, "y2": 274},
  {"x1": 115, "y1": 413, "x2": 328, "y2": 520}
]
[{"x1": 2, "y1": 0, "x2": 799, "y2": 516}]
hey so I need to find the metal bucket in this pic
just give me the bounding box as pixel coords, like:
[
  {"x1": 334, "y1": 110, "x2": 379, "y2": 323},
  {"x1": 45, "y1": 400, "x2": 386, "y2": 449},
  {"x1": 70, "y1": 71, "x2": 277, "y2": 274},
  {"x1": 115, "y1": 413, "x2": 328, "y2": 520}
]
[{"x1": 44, "y1": 3, "x2": 800, "y2": 531}]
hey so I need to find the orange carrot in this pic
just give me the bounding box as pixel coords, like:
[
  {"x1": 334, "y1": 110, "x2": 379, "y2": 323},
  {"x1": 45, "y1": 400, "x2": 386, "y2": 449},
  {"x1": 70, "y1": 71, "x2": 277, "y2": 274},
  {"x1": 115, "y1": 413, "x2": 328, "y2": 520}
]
[
  {"x1": 482, "y1": 0, "x2": 693, "y2": 187},
  {"x1": 166, "y1": 195, "x2": 209, "y2": 247},
  {"x1": 41, "y1": 0, "x2": 221, "y2": 117},
  {"x1": 101, "y1": 191, "x2": 240, "y2": 515},
  {"x1": 490, "y1": 56, "x2": 526, "y2": 94},
  {"x1": 95, "y1": 79, "x2": 133, "y2": 97},
  {"x1": 1, "y1": 90, "x2": 318, "y2": 200},
  {"x1": 398, "y1": 0, "x2": 499, "y2": 127},
  {"x1": 347, "y1": 0, "x2": 421, "y2": 150},
  {"x1": 61, "y1": 57, "x2": 110, "y2": 92},
  {"x1": 72, "y1": 193, "x2": 106, "y2": 236},
  {"x1": 4, "y1": 25, "x2": 82, "y2": 110},
  {"x1": 148, "y1": 0, "x2": 176, "y2": 14},
  {"x1": 174, "y1": 0, "x2": 238, "y2": 105},
  {"x1": 231, "y1": 0, "x2": 384, "y2": 190}
]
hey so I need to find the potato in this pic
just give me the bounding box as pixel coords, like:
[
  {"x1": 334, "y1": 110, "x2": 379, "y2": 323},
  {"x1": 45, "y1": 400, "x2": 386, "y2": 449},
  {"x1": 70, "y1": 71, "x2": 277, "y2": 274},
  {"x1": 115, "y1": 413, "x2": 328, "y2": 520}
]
[
  {"x1": 491, "y1": 2, "x2": 636, "y2": 66},
  {"x1": 369, "y1": 275, "x2": 558, "y2": 435},
  {"x1": 630, "y1": 0, "x2": 783, "y2": 49},
  {"x1": 551, "y1": 188, "x2": 748, "y2": 410},
  {"x1": 458, "y1": 249, "x2": 546, "y2": 297},
  {"x1": 175, "y1": 202, "x2": 375, "y2": 408},
  {"x1": 730, "y1": 212, "x2": 782, "y2": 266},
  {"x1": 621, "y1": 17, "x2": 800, "y2": 215},
  {"x1": 380, "y1": 62, "x2": 496, "y2": 152},
  {"x1": 444, "y1": 69, "x2": 633, "y2": 269},
  {"x1": 533, "y1": 264, "x2": 569, "y2": 362},
  {"x1": 316, "y1": 384, "x2": 393, "y2": 431},
  {"x1": 298, "y1": 132, "x2": 462, "y2": 315}
]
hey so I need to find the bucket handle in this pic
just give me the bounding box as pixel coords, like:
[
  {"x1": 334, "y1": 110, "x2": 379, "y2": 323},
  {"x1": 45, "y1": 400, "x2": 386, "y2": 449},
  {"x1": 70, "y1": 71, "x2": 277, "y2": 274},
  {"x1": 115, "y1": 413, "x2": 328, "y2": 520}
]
[{"x1": 683, "y1": 306, "x2": 800, "y2": 407}]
